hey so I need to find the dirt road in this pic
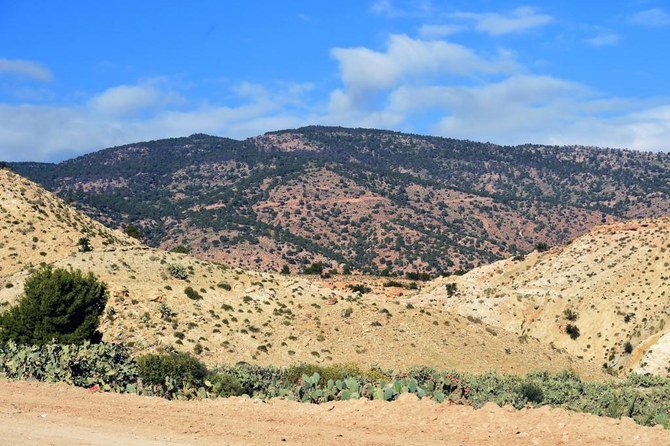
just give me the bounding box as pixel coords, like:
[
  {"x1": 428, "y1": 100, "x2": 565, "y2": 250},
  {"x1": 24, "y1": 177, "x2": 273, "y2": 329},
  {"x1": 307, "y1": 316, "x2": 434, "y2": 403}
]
[{"x1": 0, "y1": 380, "x2": 668, "y2": 445}]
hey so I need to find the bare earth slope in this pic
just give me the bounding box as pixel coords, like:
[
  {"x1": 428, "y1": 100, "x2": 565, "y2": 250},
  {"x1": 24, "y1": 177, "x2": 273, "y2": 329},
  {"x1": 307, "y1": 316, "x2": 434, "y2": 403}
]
[
  {"x1": 0, "y1": 168, "x2": 137, "y2": 278},
  {"x1": 416, "y1": 218, "x2": 670, "y2": 376},
  {"x1": 0, "y1": 246, "x2": 604, "y2": 376},
  {"x1": 1, "y1": 380, "x2": 668, "y2": 446}
]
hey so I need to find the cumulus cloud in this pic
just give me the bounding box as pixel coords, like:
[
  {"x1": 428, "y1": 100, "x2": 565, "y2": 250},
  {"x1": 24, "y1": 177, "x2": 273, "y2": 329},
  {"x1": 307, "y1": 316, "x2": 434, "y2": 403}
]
[
  {"x1": 451, "y1": 7, "x2": 553, "y2": 36},
  {"x1": 326, "y1": 35, "x2": 670, "y2": 152},
  {"x1": 331, "y1": 34, "x2": 516, "y2": 100},
  {"x1": 0, "y1": 58, "x2": 53, "y2": 82},
  {"x1": 0, "y1": 81, "x2": 317, "y2": 162},
  {"x1": 631, "y1": 8, "x2": 670, "y2": 27}
]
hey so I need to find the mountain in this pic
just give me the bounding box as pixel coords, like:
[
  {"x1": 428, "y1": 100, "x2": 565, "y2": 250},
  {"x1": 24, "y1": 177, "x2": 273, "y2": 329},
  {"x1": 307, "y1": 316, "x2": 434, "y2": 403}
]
[
  {"x1": 11, "y1": 126, "x2": 670, "y2": 275},
  {"x1": 0, "y1": 168, "x2": 604, "y2": 376},
  {"x1": 416, "y1": 217, "x2": 670, "y2": 375}
]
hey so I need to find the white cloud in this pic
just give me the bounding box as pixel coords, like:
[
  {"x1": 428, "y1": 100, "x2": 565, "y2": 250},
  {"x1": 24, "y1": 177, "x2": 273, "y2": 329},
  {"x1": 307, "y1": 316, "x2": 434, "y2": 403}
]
[
  {"x1": 331, "y1": 34, "x2": 516, "y2": 100},
  {"x1": 418, "y1": 24, "x2": 464, "y2": 39},
  {"x1": 0, "y1": 58, "x2": 53, "y2": 82},
  {"x1": 631, "y1": 8, "x2": 670, "y2": 27},
  {"x1": 451, "y1": 7, "x2": 553, "y2": 36},
  {"x1": 88, "y1": 83, "x2": 181, "y2": 117},
  {"x1": 0, "y1": 81, "x2": 317, "y2": 162},
  {"x1": 584, "y1": 33, "x2": 620, "y2": 47}
]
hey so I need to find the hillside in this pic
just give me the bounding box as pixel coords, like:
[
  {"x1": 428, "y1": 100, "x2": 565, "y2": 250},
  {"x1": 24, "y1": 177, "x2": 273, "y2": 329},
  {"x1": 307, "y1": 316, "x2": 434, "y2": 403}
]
[
  {"x1": 0, "y1": 167, "x2": 136, "y2": 278},
  {"x1": 0, "y1": 169, "x2": 604, "y2": 377},
  {"x1": 11, "y1": 126, "x2": 670, "y2": 275},
  {"x1": 415, "y1": 218, "x2": 670, "y2": 375}
]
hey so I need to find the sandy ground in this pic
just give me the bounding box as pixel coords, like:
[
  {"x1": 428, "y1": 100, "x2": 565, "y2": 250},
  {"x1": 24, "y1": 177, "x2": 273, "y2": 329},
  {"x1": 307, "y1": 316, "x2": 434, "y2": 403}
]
[{"x1": 0, "y1": 380, "x2": 668, "y2": 446}]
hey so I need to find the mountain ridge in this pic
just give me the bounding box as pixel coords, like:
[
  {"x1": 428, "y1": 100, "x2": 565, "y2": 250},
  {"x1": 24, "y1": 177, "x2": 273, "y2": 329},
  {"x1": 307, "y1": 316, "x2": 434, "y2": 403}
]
[{"x1": 10, "y1": 126, "x2": 670, "y2": 275}]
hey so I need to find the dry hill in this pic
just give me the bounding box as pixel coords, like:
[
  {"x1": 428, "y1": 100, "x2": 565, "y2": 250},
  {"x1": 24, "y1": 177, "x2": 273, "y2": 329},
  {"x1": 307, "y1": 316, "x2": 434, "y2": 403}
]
[
  {"x1": 0, "y1": 168, "x2": 136, "y2": 278},
  {"x1": 416, "y1": 218, "x2": 670, "y2": 376}
]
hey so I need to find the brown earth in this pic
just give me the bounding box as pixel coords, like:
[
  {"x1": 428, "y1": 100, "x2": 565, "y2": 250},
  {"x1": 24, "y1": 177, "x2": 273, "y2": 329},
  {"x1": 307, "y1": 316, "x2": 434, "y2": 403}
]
[{"x1": 0, "y1": 380, "x2": 668, "y2": 446}]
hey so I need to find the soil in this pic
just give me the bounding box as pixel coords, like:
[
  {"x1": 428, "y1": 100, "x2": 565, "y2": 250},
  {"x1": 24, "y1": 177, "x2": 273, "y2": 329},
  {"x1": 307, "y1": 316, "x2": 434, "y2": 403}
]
[{"x1": 1, "y1": 380, "x2": 668, "y2": 446}]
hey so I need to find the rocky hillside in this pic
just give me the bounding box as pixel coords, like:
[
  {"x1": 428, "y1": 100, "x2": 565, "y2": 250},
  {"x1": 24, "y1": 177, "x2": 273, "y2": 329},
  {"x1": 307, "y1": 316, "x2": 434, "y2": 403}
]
[
  {"x1": 0, "y1": 167, "x2": 136, "y2": 277},
  {"x1": 0, "y1": 169, "x2": 604, "y2": 377},
  {"x1": 11, "y1": 127, "x2": 670, "y2": 275},
  {"x1": 416, "y1": 218, "x2": 670, "y2": 376}
]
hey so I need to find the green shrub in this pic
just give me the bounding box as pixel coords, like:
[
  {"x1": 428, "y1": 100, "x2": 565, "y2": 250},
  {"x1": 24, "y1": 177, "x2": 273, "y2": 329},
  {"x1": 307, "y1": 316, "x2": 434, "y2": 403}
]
[
  {"x1": 347, "y1": 284, "x2": 372, "y2": 294},
  {"x1": 184, "y1": 286, "x2": 202, "y2": 300},
  {"x1": 167, "y1": 264, "x2": 188, "y2": 280},
  {"x1": 136, "y1": 352, "x2": 207, "y2": 386},
  {"x1": 302, "y1": 262, "x2": 325, "y2": 275},
  {"x1": 206, "y1": 372, "x2": 244, "y2": 397},
  {"x1": 170, "y1": 245, "x2": 190, "y2": 254},
  {"x1": 563, "y1": 308, "x2": 578, "y2": 321},
  {"x1": 519, "y1": 382, "x2": 544, "y2": 403},
  {"x1": 283, "y1": 363, "x2": 363, "y2": 385},
  {"x1": 383, "y1": 280, "x2": 404, "y2": 288},
  {"x1": 0, "y1": 267, "x2": 108, "y2": 345},
  {"x1": 124, "y1": 224, "x2": 142, "y2": 240},
  {"x1": 565, "y1": 324, "x2": 581, "y2": 340},
  {"x1": 78, "y1": 237, "x2": 92, "y2": 253},
  {"x1": 535, "y1": 242, "x2": 549, "y2": 252}
]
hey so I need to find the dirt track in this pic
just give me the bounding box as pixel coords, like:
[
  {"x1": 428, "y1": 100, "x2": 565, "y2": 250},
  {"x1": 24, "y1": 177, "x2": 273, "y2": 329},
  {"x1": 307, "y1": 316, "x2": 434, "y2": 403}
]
[{"x1": 0, "y1": 380, "x2": 668, "y2": 446}]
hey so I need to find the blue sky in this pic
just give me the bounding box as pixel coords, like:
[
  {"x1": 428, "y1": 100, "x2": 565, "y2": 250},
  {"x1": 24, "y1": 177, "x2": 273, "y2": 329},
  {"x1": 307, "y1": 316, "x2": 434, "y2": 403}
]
[{"x1": 1, "y1": 0, "x2": 670, "y2": 161}]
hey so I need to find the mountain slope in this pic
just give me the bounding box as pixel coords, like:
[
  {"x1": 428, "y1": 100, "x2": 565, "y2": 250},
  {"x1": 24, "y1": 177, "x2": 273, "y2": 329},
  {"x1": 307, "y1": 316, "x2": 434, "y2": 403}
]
[
  {"x1": 416, "y1": 218, "x2": 670, "y2": 375},
  {"x1": 0, "y1": 167, "x2": 137, "y2": 278},
  {"x1": 12, "y1": 126, "x2": 670, "y2": 275}
]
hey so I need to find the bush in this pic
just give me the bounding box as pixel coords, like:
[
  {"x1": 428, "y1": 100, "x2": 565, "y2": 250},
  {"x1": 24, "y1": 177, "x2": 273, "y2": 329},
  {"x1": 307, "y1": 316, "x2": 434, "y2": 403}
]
[
  {"x1": 283, "y1": 363, "x2": 363, "y2": 385},
  {"x1": 347, "y1": 284, "x2": 372, "y2": 294},
  {"x1": 563, "y1": 308, "x2": 578, "y2": 321},
  {"x1": 302, "y1": 262, "x2": 325, "y2": 275},
  {"x1": 535, "y1": 242, "x2": 550, "y2": 252},
  {"x1": 184, "y1": 287, "x2": 202, "y2": 300},
  {"x1": 78, "y1": 237, "x2": 92, "y2": 253},
  {"x1": 206, "y1": 372, "x2": 244, "y2": 397},
  {"x1": 383, "y1": 280, "x2": 404, "y2": 288},
  {"x1": 136, "y1": 352, "x2": 207, "y2": 386},
  {"x1": 624, "y1": 341, "x2": 633, "y2": 354},
  {"x1": 167, "y1": 264, "x2": 188, "y2": 280},
  {"x1": 124, "y1": 224, "x2": 142, "y2": 240},
  {"x1": 519, "y1": 382, "x2": 544, "y2": 403},
  {"x1": 0, "y1": 267, "x2": 108, "y2": 345},
  {"x1": 565, "y1": 324, "x2": 581, "y2": 340},
  {"x1": 170, "y1": 245, "x2": 190, "y2": 254}
]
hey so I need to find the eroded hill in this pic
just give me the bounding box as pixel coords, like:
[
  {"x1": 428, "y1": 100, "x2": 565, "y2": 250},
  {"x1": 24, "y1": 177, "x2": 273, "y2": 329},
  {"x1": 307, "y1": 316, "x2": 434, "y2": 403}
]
[{"x1": 416, "y1": 218, "x2": 670, "y2": 376}]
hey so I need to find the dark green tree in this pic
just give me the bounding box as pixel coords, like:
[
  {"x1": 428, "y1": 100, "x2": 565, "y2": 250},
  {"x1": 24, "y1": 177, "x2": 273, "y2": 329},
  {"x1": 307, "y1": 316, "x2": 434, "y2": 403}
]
[
  {"x1": 78, "y1": 237, "x2": 92, "y2": 253},
  {"x1": 124, "y1": 224, "x2": 142, "y2": 240},
  {"x1": 0, "y1": 267, "x2": 108, "y2": 345}
]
